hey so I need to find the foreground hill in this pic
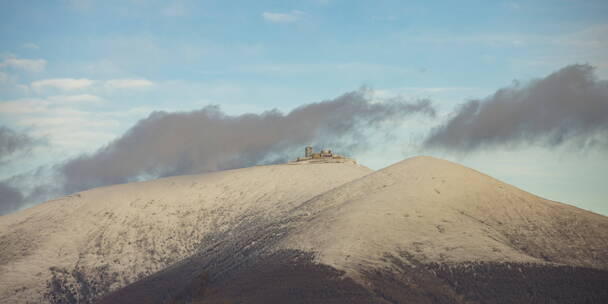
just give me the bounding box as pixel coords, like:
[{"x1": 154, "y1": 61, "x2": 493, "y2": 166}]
[
  {"x1": 102, "y1": 157, "x2": 608, "y2": 304},
  {"x1": 0, "y1": 163, "x2": 372, "y2": 303},
  {"x1": 1, "y1": 156, "x2": 607, "y2": 303}
]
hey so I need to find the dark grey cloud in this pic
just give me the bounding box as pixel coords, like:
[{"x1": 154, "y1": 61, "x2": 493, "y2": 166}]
[
  {"x1": 424, "y1": 64, "x2": 608, "y2": 151},
  {"x1": 0, "y1": 127, "x2": 49, "y2": 215},
  {"x1": 0, "y1": 167, "x2": 62, "y2": 216},
  {"x1": 0, "y1": 182, "x2": 24, "y2": 215},
  {"x1": 0, "y1": 126, "x2": 36, "y2": 162},
  {"x1": 60, "y1": 89, "x2": 435, "y2": 194}
]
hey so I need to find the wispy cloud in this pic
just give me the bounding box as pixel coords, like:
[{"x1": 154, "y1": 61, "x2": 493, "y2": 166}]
[
  {"x1": 104, "y1": 78, "x2": 155, "y2": 89},
  {"x1": 48, "y1": 94, "x2": 105, "y2": 104},
  {"x1": 31, "y1": 78, "x2": 95, "y2": 91},
  {"x1": 0, "y1": 56, "x2": 46, "y2": 72},
  {"x1": 0, "y1": 95, "x2": 104, "y2": 115},
  {"x1": 21, "y1": 42, "x2": 40, "y2": 50},
  {"x1": 409, "y1": 23, "x2": 608, "y2": 73},
  {"x1": 0, "y1": 96, "x2": 121, "y2": 153},
  {"x1": 413, "y1": 32, "x2": 527, "y2": 47},
  {"x1": 502, "y1": 24, "x2": 608, "y2": 77},
  {"x1": 221, "y1": 62, "x2": 417, "y2": 78},
  {"x1": 29, "y1": 78, "x2": 155, "y2": 92},
  {"x1": 414, "y1": 23, "x2": 608, "y2": 49},
  {"x1": 261, "y1": 10, "x2": 304, "y2": 23}
]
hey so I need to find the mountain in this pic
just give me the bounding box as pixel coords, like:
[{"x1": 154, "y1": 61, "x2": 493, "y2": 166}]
[
  {"x1": 283, "y1": 156, "x2": 608, "y2": 271},
  {"x1": 0, "y1": 162, "x2": 372, "y2": 303},
  {"x1": 1, "y1": 156, "x2": 607, "y2": 303}
]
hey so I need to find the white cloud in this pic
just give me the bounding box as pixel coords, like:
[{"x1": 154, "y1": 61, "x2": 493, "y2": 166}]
[
  {"x1": 0, "y1": 57, "x2": 46, "y2": 72},
  {"x1": 553, "y1": 24, "x2": 608, "y2": 48},
  {"x1": 104, "y1": 78, "x2": 154, "y2": 89},
  {"x1": 0, "y1": 96, "x2": 122, "y2": 155},
  {"x1": 26, "y1": 77, "x2": 155, "y2": 96},
  {"x1": 0, "y1": 98, "x2": 49, "y2": 115},
  {"x1": 508, "y1": 24, "x2": 608, "y2": 77},
  {"x1": 261, "y1": 10, "x2": 304, "y2": 23},
  {"x1": 0, "y1": 95, "x2": 104, "y2": 115},
  {"x1": 47, "y1": 94, "x2": 105, "y2": 104},
  {"x1": 19, "y1": 116, "x2": 118, "y2": 128},
  {"x1": 31, "y1": 78, "x2": 95, "y2": 91}
]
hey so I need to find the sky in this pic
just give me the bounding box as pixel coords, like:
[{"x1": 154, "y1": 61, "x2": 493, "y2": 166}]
[{"x1": 0, "y1": 0, "x2": 607, "y2": 216}]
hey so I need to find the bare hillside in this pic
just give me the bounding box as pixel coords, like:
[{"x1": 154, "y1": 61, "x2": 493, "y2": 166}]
[
  {"x1": 102, "y1": 156, "x2": 608, "y2": 304},
  {"x1": 282, "y1": 156, "x2": 608, "y2": 274},
  {"x1": 0, "y1": 163, "x2": 372, "y2": 303},
  {"x1": 2, "y1": 156, "x2": 607, "y2": 303}
]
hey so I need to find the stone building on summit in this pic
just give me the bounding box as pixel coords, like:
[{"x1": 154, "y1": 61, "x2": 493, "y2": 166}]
[{"x1": 293, "y1": 146, "x2": 356, "y2": 164}]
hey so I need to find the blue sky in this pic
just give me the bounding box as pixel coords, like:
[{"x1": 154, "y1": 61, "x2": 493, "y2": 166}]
[{"x1": 1, "y1": 0, "x2": 607, "y2": 215}]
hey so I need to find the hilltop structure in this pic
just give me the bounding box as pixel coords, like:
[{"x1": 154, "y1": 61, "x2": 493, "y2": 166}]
[{"x1": 292, "y1": 146, "x2": 356, "y2": 164}]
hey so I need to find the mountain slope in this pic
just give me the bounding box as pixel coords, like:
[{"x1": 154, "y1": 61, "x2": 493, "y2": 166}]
[
  {"x1": 281, "y1": 156, "x2": 608, "y2": 273},
  {"x1": 0, "y1": 163, "x2": 372, "y2": 303},
  {"x1": 2, "y1": 156, "x2": 607, "y2": 303},
  {"x1": 102, "y1": 156, "x2": 608, "y2": 304}
]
